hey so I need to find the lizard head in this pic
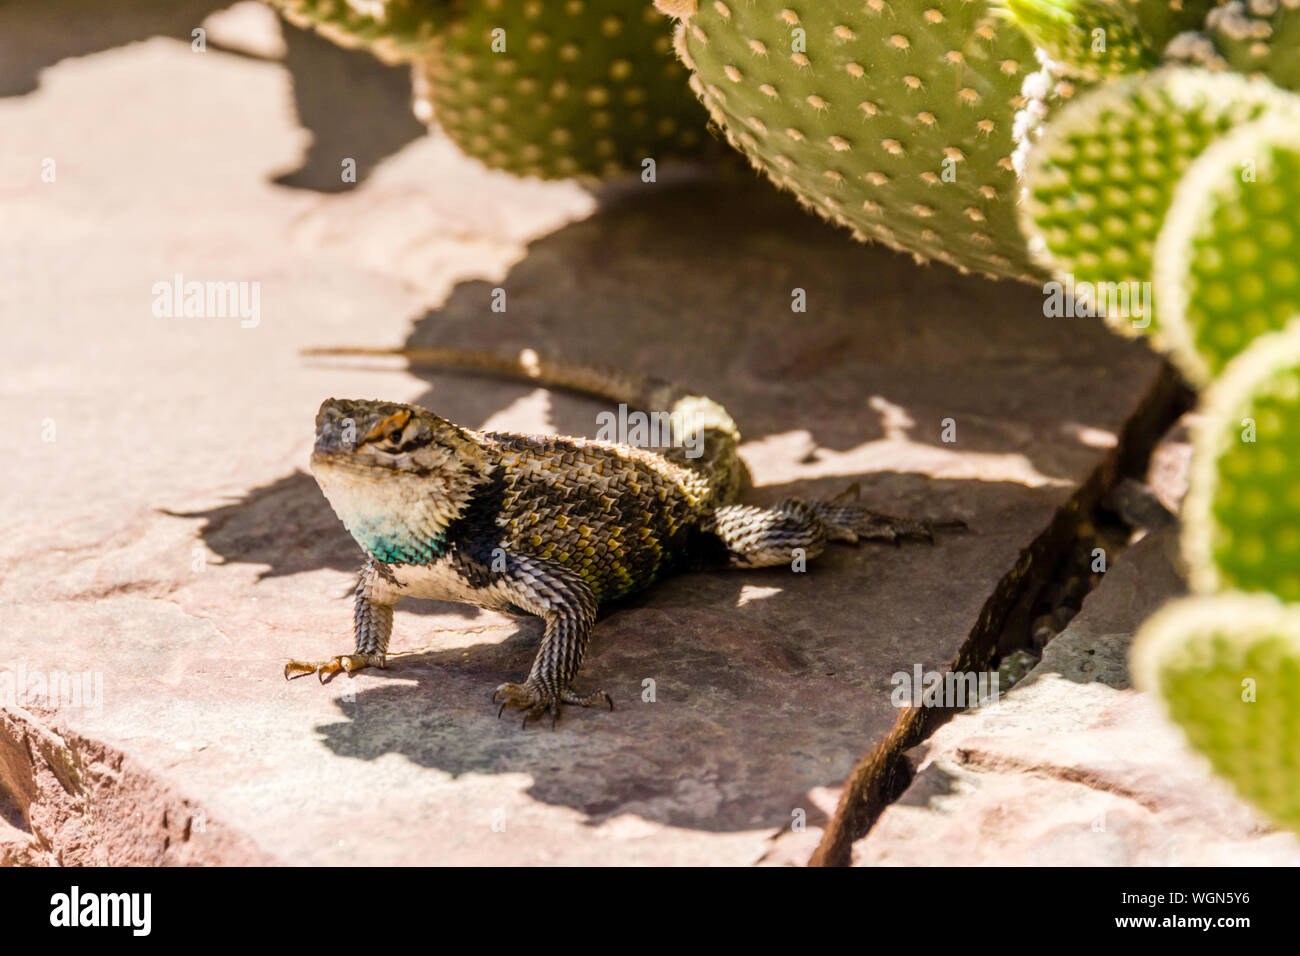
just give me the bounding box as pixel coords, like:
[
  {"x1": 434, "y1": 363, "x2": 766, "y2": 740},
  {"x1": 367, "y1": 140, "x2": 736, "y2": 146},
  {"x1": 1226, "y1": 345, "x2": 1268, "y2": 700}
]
[{"x1": 311, "y1": 399, "x2": 492, "y2": 564}]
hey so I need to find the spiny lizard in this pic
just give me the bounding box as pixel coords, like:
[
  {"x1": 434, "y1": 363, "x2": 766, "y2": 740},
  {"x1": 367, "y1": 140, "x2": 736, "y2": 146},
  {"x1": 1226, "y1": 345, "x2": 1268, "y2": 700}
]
[{"x1": 286, "y1": 346, "x2": 960, "y2": 727}]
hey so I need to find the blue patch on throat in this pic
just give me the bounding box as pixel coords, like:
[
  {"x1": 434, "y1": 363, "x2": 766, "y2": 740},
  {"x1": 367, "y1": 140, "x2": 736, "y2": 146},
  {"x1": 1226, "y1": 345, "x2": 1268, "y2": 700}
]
[{"x1": 356, "y1": 530, "x2": 447, "y2": 566}]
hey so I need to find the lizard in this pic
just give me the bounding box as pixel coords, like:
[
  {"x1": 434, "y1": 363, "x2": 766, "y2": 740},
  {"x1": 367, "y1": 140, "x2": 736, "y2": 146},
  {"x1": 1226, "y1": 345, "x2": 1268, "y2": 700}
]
[{"x1": 285, "y1": 345, "x2": 961, "y2": 727}]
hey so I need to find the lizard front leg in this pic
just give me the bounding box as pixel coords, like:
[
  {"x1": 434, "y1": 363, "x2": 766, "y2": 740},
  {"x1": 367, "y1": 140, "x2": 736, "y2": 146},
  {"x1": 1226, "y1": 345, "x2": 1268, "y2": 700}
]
[
  {"x1": 285, "y1": 558, "x2": 398, "y2": 682},
  {"x1": 490, "y1": 553, "x2": 611, "y2": 729}
]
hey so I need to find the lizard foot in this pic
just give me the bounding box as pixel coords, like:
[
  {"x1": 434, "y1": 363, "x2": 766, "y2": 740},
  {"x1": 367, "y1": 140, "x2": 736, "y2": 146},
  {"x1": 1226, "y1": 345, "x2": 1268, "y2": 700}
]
[
  {"x1": 492, "y1": 680, "x2": 614, "y2": 729},
  {"x1": 821, "y1": 483, "x2": 966, "y2": 545},
  {"x1": 284, "y1": 652, "x2": 386, "y2": 683}
]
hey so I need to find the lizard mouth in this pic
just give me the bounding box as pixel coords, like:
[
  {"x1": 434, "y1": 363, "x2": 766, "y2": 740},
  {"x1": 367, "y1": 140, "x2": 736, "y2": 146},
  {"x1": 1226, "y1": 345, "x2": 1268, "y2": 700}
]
[{"x1": 310, "y1": 449, "x2": 401, "y2": 476}]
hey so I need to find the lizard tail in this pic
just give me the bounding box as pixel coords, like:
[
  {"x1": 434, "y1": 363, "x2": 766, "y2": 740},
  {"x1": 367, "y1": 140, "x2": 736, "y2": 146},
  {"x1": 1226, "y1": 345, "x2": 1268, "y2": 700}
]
[{"x1": 303, "y1": 345, "x2": 745, "y2": 504}]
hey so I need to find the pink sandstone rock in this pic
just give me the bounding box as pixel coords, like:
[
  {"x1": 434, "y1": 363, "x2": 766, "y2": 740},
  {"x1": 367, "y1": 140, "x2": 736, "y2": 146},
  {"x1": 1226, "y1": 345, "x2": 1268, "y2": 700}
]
[{"x1": 0, "y1": 6, "x2": 1173, "y2": 865}]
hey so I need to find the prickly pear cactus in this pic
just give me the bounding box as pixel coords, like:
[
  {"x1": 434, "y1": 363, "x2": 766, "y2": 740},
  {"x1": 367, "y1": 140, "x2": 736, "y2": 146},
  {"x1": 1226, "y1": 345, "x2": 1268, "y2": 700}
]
[
  {"x1": 1156, "y1": 114, "x2": 1300, "y2": 382},
  {"x1": 1182, "y1": 323, "x2": 1300, "y2": 599},
  {"x1": 1020, "y1": 67, "x2": 1288, "y2": 339},
  {"x1": 269, "y1": 0, "x2": 447, "y2": 62},
  {"x1": 267, "y1": 0, "x2": 711, "y2": 180},
  {"x1": 654, "y1": 0, "x2": 1212, "y2": 280},
  {"x1": 423, "y1": 1, "x2": 707, "y2": 179},
  {"x1": 1173, "y1": 0, "x2": 1300, "y2": 93},
  {"x1": 1002, "y1": 0, "x2": 1160, "y2": 80},
  {"x1": 657, "y1": 0, "x2": 1056, "y2": 279},
  {"x1": 1132, "y1": 593, "x2": 1300, "y2": 832}
]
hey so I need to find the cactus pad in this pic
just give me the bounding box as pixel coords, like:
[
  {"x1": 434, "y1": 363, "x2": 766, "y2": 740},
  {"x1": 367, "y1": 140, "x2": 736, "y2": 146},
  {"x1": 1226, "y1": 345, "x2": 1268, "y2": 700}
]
[
  {"x1": 423, "y1": 1, "x2": 709, "y2": 180},
  {"x1": 269, "y1": 1, "x2": 710, "y2": 179},
  {"x1": 1001, "y1": 0, "x2": 1160, "y2": 80},
  {"x1": 1183, "y1": 323, "x2": 1300, "y2": 599},
  {"x1": 269, "y1": 0, "x2": 447, "y2": 62},
  {"x1": 1021, "y1": 67, "x2": 1285, "y2": 340},
  {"x1": 658, "y1": 0, "x2": 1052, "y2": 280},
  {"x1": 1131, "y1": 593, "x2": 1300, "y2": 832},
  {"x1": 1201, "y1": 0, "x2": 1300, "y2": 93},
  {"x1": 1155, "y1": 113, "x2": 1300, "y2": 382}
]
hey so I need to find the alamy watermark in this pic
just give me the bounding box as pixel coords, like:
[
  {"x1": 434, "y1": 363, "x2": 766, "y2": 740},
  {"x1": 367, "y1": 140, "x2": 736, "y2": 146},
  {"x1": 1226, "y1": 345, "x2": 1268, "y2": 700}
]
[
  {"x1": 0, "y1": 665, "x2": 103, "y2": 715},
  {"x1": 1043, "y1": 273, "x2": 1151, "y2": 328},
  {"x1": 595, "y1": 404, "x2": 703, "y2": 459},
  {"x1": 152, "y1": 273, "x2": 260, "y2": 328},
  {"x1": 50, "y1": 886, "x2": 150, "y2": 936},
  {"x1": 890, "y1": 665, "x2": 999, "y2": 709}
]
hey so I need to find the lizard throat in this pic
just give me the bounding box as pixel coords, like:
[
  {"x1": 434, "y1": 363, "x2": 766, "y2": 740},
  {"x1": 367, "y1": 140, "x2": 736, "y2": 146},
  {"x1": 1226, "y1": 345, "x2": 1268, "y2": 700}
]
[{"x1": 312, "y1": 457, "x2": 460, "y2": 566}]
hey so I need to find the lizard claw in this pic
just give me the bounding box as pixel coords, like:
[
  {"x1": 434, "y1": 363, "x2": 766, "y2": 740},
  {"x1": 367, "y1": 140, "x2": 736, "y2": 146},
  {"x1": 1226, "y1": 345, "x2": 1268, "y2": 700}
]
[
  {"x1": 492, "y1": 680, "x2": 612, "y2": 729},
  {"x1": 285, "y1": 653, "x2": 385, "y2": 683},
  {"x1": 821, "y1": 506, "x2": 965, "y2": 546}
]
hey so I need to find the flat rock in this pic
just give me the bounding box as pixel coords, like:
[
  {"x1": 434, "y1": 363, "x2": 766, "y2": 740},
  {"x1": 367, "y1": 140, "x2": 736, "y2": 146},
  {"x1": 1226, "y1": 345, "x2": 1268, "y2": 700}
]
[
  {"x1": 0, "y1": 10, "x2": 1169, "y2": 864},
  {"x1": 852, "y1": 529, "x2": 1300, "y2": 866}
]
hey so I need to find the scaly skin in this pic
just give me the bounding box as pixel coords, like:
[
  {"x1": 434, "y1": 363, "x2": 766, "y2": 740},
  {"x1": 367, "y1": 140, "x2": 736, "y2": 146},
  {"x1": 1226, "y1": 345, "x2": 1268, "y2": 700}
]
[{"x1": 285, "y1": 346, "x2": 959, "y2": 727}]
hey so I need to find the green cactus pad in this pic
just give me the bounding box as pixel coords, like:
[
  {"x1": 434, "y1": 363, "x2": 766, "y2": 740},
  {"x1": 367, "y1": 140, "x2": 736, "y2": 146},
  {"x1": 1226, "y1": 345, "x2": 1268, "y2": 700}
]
[
  {"x1": 268, "y1": 0, "x2": 448, "y2": 62},
  {"x1": 1156, "y1": 112, "x2": 1300, "y2": 383},
  {"x1": 1131, "y1": 593, "x2": 1300, "y2": 833},
  {"x1": 1001, "y1": 0, "x2": 1160, "y2": 80},
  {"x1": 1201, "y1": 0, "x2": 1300, "y2": 93},
  {"x1": 658, "y1": 0, "x2": 1053, "y2": 280},
  {"x1": 1021, "y1": 67, "x2": 1285, "y2": 340},
  {"x1": 1183, "y1": 323, "x2": 1300, "y2": 598},
  {"x1": 268, "y1": 1, "x2": 710, "y2": 179},
  {"x1": 423, "y1": 0, "x2": 708, "y2": 179}
]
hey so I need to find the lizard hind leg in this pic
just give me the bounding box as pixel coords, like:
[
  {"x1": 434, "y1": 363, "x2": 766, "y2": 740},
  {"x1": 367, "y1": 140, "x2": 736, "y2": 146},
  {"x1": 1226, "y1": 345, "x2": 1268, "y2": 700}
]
[
  {"x1": 712, "y1": 490, "x2": 963, "y2": 569},
  {"x1": 711, "y1": 501, "x2": 830, "y2": 569}
]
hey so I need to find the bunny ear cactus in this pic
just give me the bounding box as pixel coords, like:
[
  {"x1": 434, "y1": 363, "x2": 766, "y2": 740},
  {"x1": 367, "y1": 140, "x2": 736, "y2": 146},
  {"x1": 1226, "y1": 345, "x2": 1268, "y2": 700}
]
[
  {"x1": 266, "y1": 0, "x2": 710, "y2": 180},
  {"x1": 1132, "y1": 594, "x2": 1300, "y2": 833},
  {"x1": 423, "y1": 1, "x2": 706, "y2": 180},
  {"x1": 1020, "y1": 67, "x2": 1290, "y2": 340},
  {"x1": 1182, "y1": 323, "x2": 1300, "y2": 600},
  {"x1": 1001, "y1": 0, "x2": 1162, "y2": 81},
  {"x1": 1155, "y1": 114, "x2": 1300, "y2": 383},
  {"x1": 1124, "y1": 85, "x2": 1300, "y2": 840},
  {"x1": 1134, "y1": 318, "x2": 1300, "y2": 836},
  {"x1": 269, "y1": 0, "x2": 448, "y2": 62},
  {"x1": 1191, "y1": 0, "x2": 1300, "y2": 92},
  {"x1": 654, "y1": 0, "x2": 1054, "y2": 280},
  {"x1": 653, "y1": 0, "x2": 1214, "y2": 281}
]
